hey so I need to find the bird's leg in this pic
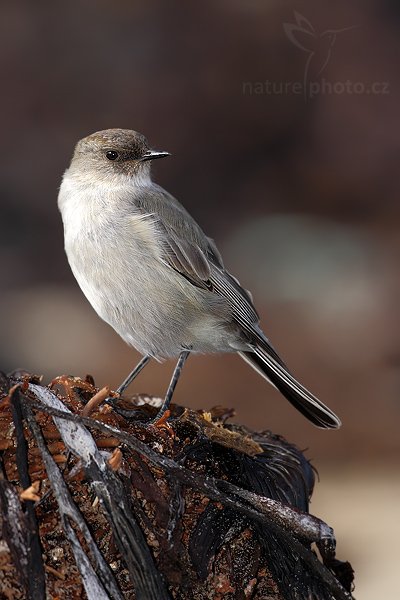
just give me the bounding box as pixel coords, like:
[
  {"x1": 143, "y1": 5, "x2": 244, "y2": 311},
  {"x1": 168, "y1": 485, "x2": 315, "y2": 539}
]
[
  {"x1": 150, "y1": 350, "x2": 190, "y2": 424},
  {"x1": 117, "y1": 355, "x2": 151, "y2": 396},
  {"x1": 105, "y1": 355, "x2": 151, "y2": 406}
]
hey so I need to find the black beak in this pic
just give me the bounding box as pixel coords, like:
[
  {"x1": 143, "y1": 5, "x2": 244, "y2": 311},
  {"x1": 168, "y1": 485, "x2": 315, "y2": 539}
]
[{"x1": 140, "y1": 150, "x2": 171, "y2": 162}]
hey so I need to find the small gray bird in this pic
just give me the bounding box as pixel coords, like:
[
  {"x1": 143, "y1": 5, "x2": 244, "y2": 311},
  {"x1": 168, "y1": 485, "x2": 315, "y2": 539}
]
[{"x1": 58, "y1": 128, "x2": 341, "y2": 429}]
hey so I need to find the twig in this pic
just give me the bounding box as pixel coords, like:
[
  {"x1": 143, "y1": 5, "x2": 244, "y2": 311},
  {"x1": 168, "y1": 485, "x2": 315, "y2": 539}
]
[{"x1": 8, "y1": 386, "x2": 46, "y2": 599}]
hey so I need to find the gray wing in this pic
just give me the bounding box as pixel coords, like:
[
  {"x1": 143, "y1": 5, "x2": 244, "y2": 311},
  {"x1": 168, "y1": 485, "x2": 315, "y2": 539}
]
[
  {"x1": 134, "y1": 186, "x2": 339, "y2": 426},
  {"x1": 134, "y1": 185, "x2": 259, "y2": 324}
]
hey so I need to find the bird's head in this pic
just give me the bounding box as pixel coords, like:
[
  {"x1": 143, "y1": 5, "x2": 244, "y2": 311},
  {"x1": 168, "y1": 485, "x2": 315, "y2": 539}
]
[{"x1": 69, "y1": 128, "x2": 170, "y2": 182}]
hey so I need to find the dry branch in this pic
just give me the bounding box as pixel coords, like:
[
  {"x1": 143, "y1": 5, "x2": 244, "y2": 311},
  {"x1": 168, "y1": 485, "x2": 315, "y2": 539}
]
[{"x1": 0, "y1": 370, "x2": 354, "y2": 600}]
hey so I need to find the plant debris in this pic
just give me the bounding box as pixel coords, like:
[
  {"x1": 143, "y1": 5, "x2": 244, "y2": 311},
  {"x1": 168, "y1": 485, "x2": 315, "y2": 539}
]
[{"x1": 0, "y1": 370, "x2": 354, "y2": 600}]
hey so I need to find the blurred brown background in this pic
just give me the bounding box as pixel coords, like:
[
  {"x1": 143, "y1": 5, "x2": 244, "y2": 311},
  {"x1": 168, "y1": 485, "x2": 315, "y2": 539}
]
[{"x1": 1, "y1": 1, "x2": 399, "y2": 597}]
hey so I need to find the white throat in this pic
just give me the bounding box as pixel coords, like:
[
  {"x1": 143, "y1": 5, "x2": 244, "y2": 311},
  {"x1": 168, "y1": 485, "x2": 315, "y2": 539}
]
[{"x1": 57, "y1": 166, "x2": 152, "y2": 240}]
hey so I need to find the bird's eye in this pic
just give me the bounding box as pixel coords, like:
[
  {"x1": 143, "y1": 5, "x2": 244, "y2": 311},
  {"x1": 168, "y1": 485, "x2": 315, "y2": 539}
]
[{"x1": 106, "y1": 150, "x2": 119, "y2": 161}]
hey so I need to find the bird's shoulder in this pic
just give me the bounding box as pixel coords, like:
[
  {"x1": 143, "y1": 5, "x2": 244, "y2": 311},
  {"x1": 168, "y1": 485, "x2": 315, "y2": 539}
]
[
  {"x1": 133, "y1": 184, "x2": 213, "y2": 251},
  {"x1": 131, "y1": 182, "x2": 259, "y2": 323},
  {"x1": 132, "y1": 183, "x2": 222, "y2": 276}
]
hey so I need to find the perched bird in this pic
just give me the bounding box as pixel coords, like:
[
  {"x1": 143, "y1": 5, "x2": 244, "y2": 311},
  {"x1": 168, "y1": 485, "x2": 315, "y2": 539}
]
[{"x1": 58, "y1": 129, "x2": 341, "y2": 429}]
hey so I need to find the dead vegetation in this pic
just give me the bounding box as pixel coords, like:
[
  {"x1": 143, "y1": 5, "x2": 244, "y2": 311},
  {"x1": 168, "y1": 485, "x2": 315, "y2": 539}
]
[{"x1": 0, "y1": 370, "x2": 354, "y2": 600}]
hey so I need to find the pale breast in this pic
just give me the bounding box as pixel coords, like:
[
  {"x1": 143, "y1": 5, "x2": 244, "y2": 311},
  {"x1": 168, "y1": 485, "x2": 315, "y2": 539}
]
[{"x1": 58, "y1": 173, "x2": 234, "y2": 357}]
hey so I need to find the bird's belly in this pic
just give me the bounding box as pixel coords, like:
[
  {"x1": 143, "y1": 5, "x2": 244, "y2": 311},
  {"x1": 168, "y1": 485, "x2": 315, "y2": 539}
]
[{"x1": 66, "y1": 238, "x2": 234, "y2": 358}]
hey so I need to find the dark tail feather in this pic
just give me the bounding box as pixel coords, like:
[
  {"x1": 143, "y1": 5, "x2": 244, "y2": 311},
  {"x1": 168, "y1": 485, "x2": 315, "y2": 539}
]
[{"x1": 238, "y1": 345, "x2": 341, "y2": 429}]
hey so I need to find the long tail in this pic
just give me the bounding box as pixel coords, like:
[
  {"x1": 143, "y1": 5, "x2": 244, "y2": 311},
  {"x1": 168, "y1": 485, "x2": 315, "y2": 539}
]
[{"x1": 238, "y1": 341, "x2": 341, "y2": 429}]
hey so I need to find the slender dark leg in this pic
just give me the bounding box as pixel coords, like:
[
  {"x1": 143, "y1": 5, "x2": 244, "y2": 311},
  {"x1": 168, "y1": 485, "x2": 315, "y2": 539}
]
[
  {"x1": 106, "y1": 355, "x2": 151, "y2": 406},
  {"x1": 116, "y1": 355, "x2": 151, "y2": 396},
  {"x1": 150, "y1": 350, "x2": 190, "y2": 423}
]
